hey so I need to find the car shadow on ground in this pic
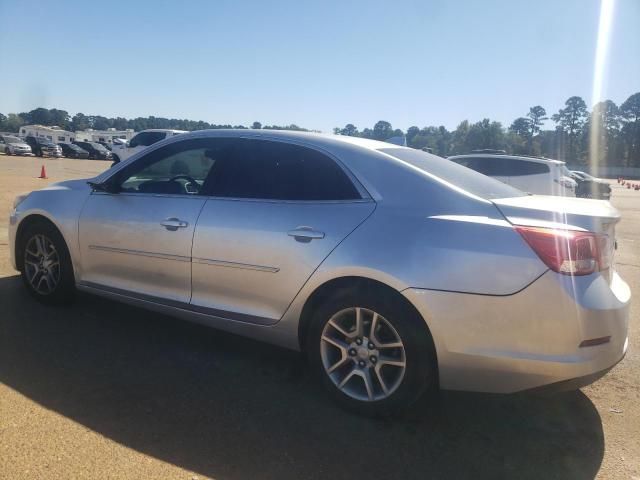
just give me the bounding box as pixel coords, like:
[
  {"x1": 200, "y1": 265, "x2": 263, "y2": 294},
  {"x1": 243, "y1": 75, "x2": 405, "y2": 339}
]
[{"x1": 0, "y1": 274, "x2": 604, "y2": 480}]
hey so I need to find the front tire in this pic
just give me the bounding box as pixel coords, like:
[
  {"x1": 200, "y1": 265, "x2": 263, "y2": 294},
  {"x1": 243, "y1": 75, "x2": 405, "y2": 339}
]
[
  {"x1": 20, "y1": 221, "x2": 75, "y2": 305},
  {"x1": 307, "y1": 288, "x2": 435, "y2": 417}
]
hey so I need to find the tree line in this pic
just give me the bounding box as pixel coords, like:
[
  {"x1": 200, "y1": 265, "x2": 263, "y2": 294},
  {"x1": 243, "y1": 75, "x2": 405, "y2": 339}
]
[
  {"x1": 0, "y1": 110, "x2": 309, "y2": 136},
  {"x1": 1, "y1": 91, "x2": 638, "y2": 166},
  {"x1": 334, "y1": 92, "x2": 640, "y2": 167}
]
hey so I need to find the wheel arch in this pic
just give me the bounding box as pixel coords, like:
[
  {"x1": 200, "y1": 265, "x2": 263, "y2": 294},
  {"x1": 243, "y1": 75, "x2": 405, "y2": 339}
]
[
  {"x1": 15, "y1": 214, "x2": 67, "y2": 271},
  {"x1": 297, "y1": 276, "x2": 438, "y2": 375}
]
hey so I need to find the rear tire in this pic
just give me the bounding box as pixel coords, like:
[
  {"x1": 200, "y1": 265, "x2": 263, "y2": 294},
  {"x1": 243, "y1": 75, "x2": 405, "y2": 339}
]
[
  {"x1": 307, "y1": 287, "x2": 435, "y2": 417},
  {"x1": 20, "y1": 221, "x2": 75, "y2": 305}
]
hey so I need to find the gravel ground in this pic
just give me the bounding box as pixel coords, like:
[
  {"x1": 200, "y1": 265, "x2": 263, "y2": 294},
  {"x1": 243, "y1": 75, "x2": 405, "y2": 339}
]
[{"x1": 0, "y1": 153, "x2": 638, "y2": 480}]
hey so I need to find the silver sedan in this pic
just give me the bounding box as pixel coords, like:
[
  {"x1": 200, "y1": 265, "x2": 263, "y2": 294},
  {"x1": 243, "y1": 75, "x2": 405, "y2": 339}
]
[{"x1": 8, "y1": 130, "x2": 630, "y2": 416}]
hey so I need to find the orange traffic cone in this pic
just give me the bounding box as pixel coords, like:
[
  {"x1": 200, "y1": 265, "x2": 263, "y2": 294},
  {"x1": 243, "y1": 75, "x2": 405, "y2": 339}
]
[{"x1": 39, "y1": 165, "x2": 47, "y2": 179}]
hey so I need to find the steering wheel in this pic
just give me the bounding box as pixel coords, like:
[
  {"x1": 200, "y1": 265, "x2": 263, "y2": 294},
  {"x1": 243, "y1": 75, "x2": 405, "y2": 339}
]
[{"x1": 169, "y1": 175, "x2": 200, "y2": 193}]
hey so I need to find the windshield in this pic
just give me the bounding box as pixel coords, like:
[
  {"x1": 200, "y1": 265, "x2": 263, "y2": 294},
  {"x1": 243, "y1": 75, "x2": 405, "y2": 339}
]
[
  {"x1": 5, "y1": 136, "x2": 22, "y2": 144},
  {"x1": 379, "y1": 148, "x2": 525, "y2": 200},
  {"x1": 91, "y1": 143, "x2": 108, "y2": 151}
]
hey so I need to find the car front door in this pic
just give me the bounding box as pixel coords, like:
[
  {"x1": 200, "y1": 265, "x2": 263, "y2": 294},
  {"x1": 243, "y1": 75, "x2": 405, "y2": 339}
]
[
  {"x1": 190, "y1": 138, "x2": 375, "y2": 325},
  {"x1": 78, "y1": 138, "x2": 218, "y2": 303}
]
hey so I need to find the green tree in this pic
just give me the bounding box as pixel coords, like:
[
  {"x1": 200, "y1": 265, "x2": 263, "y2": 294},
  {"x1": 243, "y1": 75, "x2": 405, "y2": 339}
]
[
  {"x1": 338, "y1": 123, "x2": 359, "y2": 136},
  {"x1": 527, "y1": 106, "x2": 547, "y2": 137},
  {"x1": 71, "y1": 113, "x2": 90, "y2": 131},
  {"x1": 589, "y1": 100, "x2": 620, "y2": 165},
  {"x1": 251, "y1": 121, "x2": 262, "y2": 129},
  {"x1": 372, "y1": 121, "x2": 393, "y2": 140},
  {"x1": 49, "y1": 109, "x2": 70, "y2": 128},
  {"x1": 4, "y1": 113, "x2": 24, "y2": 132},
  {"x1": 552, "y1": 96, "x2": 588, "y2": 162},
  {"x1": 509, "y1": 117, "x2": 531, "y2": 138},
  {"x1": 620, "y1": 93, "x2": 640, "y2": 167},
  {"x1": 20, "y1": 107, "x2": 52, "y2": 126}
]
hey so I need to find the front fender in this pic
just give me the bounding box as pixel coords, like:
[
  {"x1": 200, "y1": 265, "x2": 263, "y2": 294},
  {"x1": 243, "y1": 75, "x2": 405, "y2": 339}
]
[{"x1": 10, "y1": 180, "x2": 92, "y2": 278}]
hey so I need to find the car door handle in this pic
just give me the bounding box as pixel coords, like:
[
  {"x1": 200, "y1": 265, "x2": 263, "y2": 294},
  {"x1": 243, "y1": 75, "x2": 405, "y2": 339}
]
[
  {"x1": 161, "y1": 218, "x2": 189, "y2": 231},
  {"x1": 287, "y1": 227, "x2": 325, "y2": 242}
]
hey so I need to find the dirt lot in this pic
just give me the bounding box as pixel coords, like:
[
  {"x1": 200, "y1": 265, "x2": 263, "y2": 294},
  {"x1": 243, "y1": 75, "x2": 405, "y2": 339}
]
[{"x1": 0, "y1": 153, "x2": 638, "y2": 480}]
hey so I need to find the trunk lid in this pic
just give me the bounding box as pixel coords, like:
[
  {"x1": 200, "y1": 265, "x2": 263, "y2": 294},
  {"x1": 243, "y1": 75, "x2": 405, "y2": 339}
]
[{"x1": 492, "y1": 195, "x2": 620, "y2": 232}]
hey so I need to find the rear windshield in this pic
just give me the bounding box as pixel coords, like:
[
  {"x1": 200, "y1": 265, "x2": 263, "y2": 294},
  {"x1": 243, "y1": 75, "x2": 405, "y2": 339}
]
[{"x1": 379, "y1": 148, "x2": 525, "y2": 200}]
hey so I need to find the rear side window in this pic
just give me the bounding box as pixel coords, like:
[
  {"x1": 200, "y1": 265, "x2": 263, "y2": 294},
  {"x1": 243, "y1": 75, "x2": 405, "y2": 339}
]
[
  {"x1": 381, "y1": 148, "x2": 525, "y2": 200},
  {"x1": 129, "y1": 132, "x2": 166, "y2": 148},
  {"x1": 451, "y1": 156, "x2": 550, "y2": 177},
  {"x1": 510, "y1": 161, "x2": 550, "y2": 176},
  {"x1": 453, "y1": 157, "x2": 508, "y2": 176},
  {"x1": 208, "y1": 139, "x2": 361, "y2": 201}
]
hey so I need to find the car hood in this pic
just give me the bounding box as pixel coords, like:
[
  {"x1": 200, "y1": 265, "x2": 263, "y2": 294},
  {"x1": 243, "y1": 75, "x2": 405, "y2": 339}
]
[
  {"x1": 45, "y1": 179, "x2": 93, "y2": 192},
  {"x1": 10, "y1": 142, "x2": 31, "y2": 148}
]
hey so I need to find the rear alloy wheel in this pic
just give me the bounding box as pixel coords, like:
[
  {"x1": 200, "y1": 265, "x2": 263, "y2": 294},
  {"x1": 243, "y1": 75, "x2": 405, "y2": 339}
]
[
  {"x1": 321, "y1": 307, "x2": 406, "y2": 402},
  {"x1": 20, "y1": 222, "x2": 75, "y2": 304},
  {"x1": 308, "y1": 289, "x2": 435, "y2": 416}
]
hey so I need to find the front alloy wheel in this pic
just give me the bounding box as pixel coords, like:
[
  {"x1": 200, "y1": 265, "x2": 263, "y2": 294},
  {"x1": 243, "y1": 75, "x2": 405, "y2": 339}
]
[
  {"x1": 20, "y1": 221, "x2": 75, "y2": 304},
  {"x1": 23, "y1": 234, "x2": 61, "y2": 295}
]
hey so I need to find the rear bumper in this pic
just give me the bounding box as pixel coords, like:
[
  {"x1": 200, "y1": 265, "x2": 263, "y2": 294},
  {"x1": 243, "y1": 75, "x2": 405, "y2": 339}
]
[
  {"x1": 403, "y1": 269, "x2": 630, "y2": 393},
  {"x1": 523, "y1": 351, "x2": 625, "y2": 394}
]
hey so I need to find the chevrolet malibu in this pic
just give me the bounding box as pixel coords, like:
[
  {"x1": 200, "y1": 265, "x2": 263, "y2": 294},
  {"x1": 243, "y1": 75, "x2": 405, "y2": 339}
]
[{"x1": 9, "y1": 130, "x2": 630, "y2": 416}]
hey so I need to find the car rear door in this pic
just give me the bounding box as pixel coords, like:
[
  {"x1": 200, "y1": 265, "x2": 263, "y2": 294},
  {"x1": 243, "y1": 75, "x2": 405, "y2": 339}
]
[
  {"x1": 78, "y1": 138, "x2": 219, "y2": 303},
  {"x1": 190, "y1": 138, "x2": 375, "y2": 325}
]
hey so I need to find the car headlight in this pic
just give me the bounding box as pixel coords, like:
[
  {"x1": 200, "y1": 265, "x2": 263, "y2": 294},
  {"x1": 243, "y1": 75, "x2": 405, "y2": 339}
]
[{"x1": 13, "y1": 192, "x2": 31, "y2": 209}]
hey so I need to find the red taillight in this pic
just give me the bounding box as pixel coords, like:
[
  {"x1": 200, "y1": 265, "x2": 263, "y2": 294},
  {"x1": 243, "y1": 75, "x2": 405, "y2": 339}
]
[{"x1": 515, "y1": 226, "x2": 608, "y2": 276}]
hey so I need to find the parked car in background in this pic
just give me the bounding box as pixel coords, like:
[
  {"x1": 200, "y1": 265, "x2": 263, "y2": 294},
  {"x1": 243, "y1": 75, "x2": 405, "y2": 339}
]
[
  {"x1": 24, "y1": 136, "x2": 63, "y2": 157},
  {"x1": 571, "y1": 170, "x2": 612, "y2": 200},
  {"x1": 449, "y1": 153, "x2": 577, "y2": 196},
  {"x1": 58, "y1": 143, "x2": 90, "y2": 159},
  {"x1": 97, "y1": 141, "x2": 113, "y2": 151},
  {"x1": 72, "y1": 141, "x2": 112, "y2": 160},
  {"x1": 111, "y1": 129, "x2": 186, "y2": 163},
  {"x1": 8, "y1": 130, "x2": 629, "y2": 416},
  {"x1": 0, "y1": 135, "x2": 33, "y2": 156}
]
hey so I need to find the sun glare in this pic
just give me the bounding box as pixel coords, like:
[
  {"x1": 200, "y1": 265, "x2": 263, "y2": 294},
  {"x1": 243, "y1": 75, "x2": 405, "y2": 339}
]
[{"x1": 589, "y1": 0, "x2": 615, "y2": 171}]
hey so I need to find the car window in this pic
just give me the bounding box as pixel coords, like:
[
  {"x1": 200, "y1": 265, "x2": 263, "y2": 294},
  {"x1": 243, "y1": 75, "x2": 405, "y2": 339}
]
[
  {"x1": 451, "y1": 156, "x2": 511, "y2": 176},
  {"x1": 381, "y1": 149, "x2": 524, "y2": 199},
  {"x1": 117, "y1": 138, "x2": 222, "y2": 195},
  {"x1": 207, "y1": 139, "x2": 361, "y2": 201},
  {"x1": 129, "y1": 131, "x2": 166, "y2": 148},
  {"x1": 510, "y1": 160, "x2": 550, "y2": 176}
]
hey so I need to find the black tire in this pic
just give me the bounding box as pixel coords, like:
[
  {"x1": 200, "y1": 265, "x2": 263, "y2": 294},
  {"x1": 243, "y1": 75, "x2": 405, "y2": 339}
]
[
  {"x1": 307, "y1": 286, "x2": 436, "y2": 417},
  {"x1": 5, "y1": 148, "x2": 11, "y2": 156},
  {"x1": 20, "y1": 220, "x2": 76, "y2": 305}
]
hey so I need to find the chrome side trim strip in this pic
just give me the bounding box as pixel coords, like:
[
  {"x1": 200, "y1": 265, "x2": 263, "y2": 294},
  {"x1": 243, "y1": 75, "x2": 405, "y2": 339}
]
[
  {"x1": 88, "y1": 245, "x2": 190, "y2": 263},
  {"x1": 77, "y1": 281, "x2": 278, "y2": 326},
  {"x1": 192, "y1": 257, "x2": 279, "y2": 273}
]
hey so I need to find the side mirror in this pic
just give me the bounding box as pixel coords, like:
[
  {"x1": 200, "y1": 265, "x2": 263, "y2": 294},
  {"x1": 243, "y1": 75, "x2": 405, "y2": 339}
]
[{"x1": 88, "y1": 181, "x2": 119, "y2": 194}]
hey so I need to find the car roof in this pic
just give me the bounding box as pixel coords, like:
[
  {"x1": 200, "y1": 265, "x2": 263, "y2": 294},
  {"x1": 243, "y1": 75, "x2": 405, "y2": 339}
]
[
  {"x1": 139, "y1": 129, "x2": 188, "y2": 133},
  {"x1": 448, "y1": 153, "x2": 565, "y2": 166},
  {"x1": 166, "y1": 128, "x2": 397, "y2": 152}
]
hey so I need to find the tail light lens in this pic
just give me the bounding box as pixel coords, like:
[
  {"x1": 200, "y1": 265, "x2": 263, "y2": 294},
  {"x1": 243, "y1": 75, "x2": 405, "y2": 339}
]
[{"x1": 515, "y1": 226, "x2": 609, "y2": 276}]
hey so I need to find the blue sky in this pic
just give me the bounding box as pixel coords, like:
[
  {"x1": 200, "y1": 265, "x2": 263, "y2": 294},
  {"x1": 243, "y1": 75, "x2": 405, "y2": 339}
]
[{"x1": 0, "y1": 0, "x2": 638, "y2": 132}]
